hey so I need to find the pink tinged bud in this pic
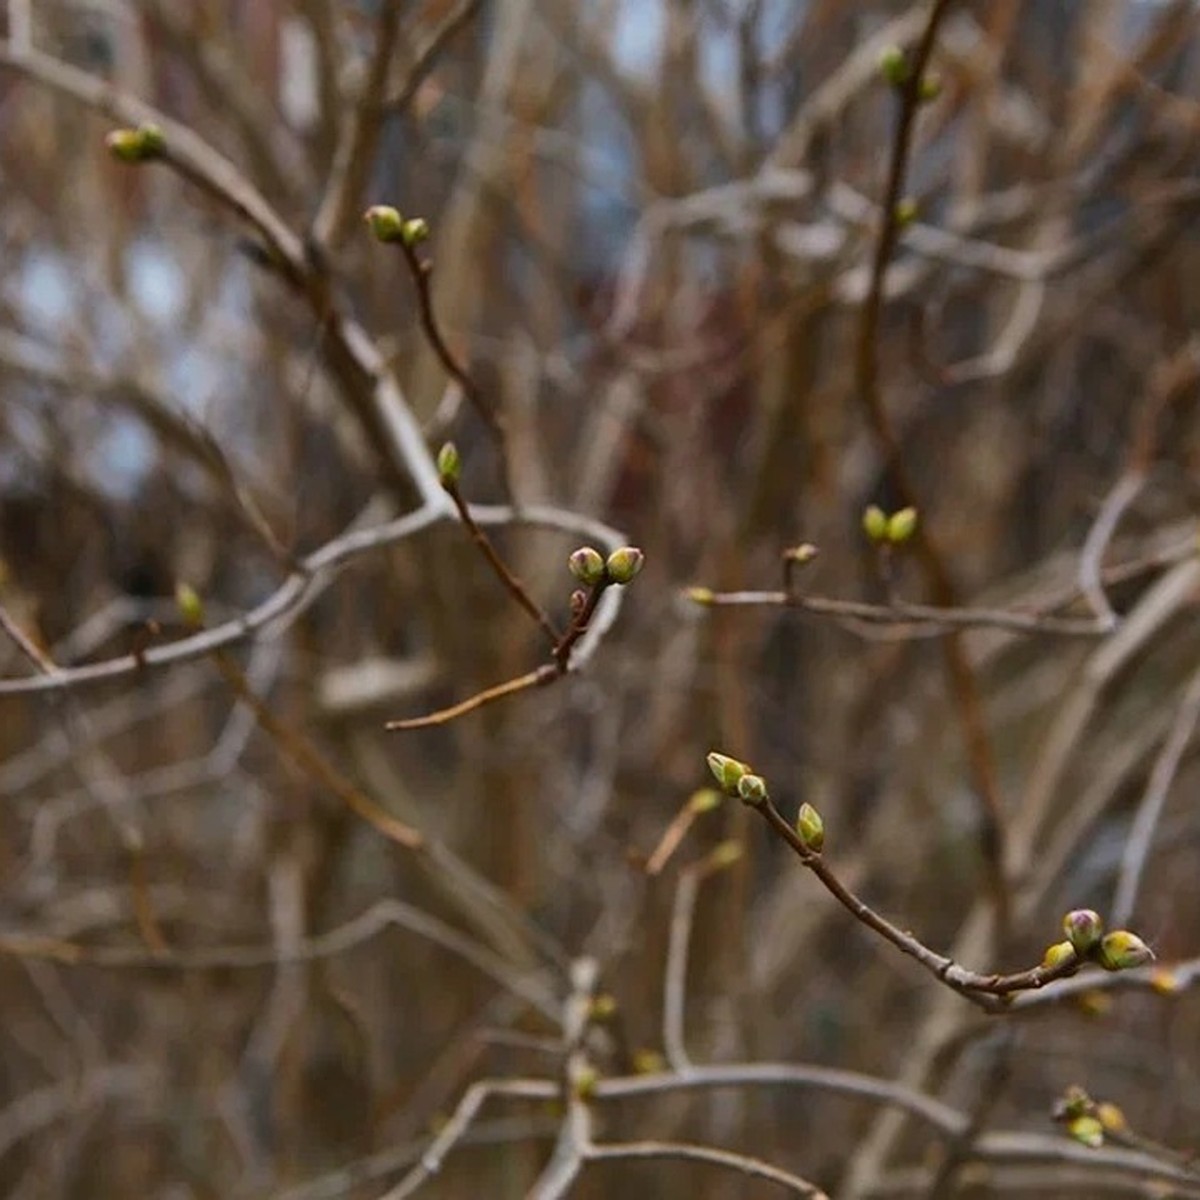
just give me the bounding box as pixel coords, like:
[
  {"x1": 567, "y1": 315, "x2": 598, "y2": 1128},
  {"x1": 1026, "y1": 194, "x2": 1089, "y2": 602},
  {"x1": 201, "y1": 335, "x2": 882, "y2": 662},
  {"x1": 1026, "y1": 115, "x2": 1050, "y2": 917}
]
[
  {"x1": 1062, "y1": 909, "x2": 1104, "y2": 955},
  {"x1": 605, "y1": 546, "x2": 644, "y2": 585},
  {"x1": 568, "y1": 547, "x2": 606, "y2": 587},
  {"x1": 1097, "y1": 930, "x2": 1154, "y2": 971}
]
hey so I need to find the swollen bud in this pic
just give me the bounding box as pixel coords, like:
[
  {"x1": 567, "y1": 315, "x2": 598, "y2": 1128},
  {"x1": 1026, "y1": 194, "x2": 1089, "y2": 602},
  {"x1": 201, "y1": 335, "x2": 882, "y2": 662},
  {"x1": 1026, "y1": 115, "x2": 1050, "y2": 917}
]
[
  {"x1": 605, "y1": 546, "x2": 645, "y2": 585},
  {"x1": 106, "y1": 123, "x2": 165, "y2": 163},
  {"x1": 862, "y1": 504, "x2": 888, "y2": 543},
  {"x1": 707, "y1": 751, "x2": 750, "y2": 796},
  {"x1": 707, "y1": 840, "x2": 744, "y2": 871},
  {"x1": 175, "y1": 582, "x2": 205, "y2": 627},
  {"x1": 894, "y1": 199, "x2": 919, "y2": 229},
  {"x1": 684, "y1": 586, "x2": 715, "y2": 605},
  {"x1": 736, "y1": 773, "x2": 769, "y2": 806},
  {"x1": 1067, "y1": 1115, "x2": 1104, "y2": 1149},
  {"x1": 1041, "y1": 941, "x2": 1076, "y2": 970},
  {"x1": 568, "y1": 547, "x2": 606, "y2": 587},
  {"x1": 436, "y1": 441, "x2": 460, "y2": 486},
  {"x1": 1097, "y1": 930, "x2": 1154, "y2": 971},
  {"x1": 364, "y1": 205, "x2": 405, "y2": 242},
  {"x1": 784, "y1": 543, "x2": 819, "y2": 566},
  {"x1": 401, "y1": 217, "x2": 430, "y2": 247},
  {"x1": 1062, "y1": 909, "x2": 1104, "y2": 956},
  {"x1": 878, "y1": 45, "x2": 910, "y2": 87},
  {"x1": 795, "y1": 802, "x2": 825, "y2": 853},
  {"x1": 886, "y1": 505, "x2": 918, "y2": 543},
  {"x1": 688, "y1": 788, "x2": 723, "y2": 814}
]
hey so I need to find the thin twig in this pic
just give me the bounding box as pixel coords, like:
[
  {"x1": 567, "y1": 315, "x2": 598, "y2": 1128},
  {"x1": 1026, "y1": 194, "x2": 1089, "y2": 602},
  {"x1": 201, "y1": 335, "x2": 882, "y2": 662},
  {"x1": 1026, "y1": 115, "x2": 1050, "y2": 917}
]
[
  {"x1": 663, "y1": 868, "x2": 700, "y2": 1072},
  {"x1": 747, "y1": 794, "x2": 1080, "y2": 1010},
  {"x1": 313, "y1": 1, "x2": 403, "y2": 250},
  {"x1": 0, "y1": 503, "x2": 626, "y2": 696},
  {"x1": 396, "y1": 236, "x2": 512, "y2": 489},
  {"x1": 444, "y1": 478, "x2": 561, "y2": 646},
  {"x1": 583, "y1": 1140, "x2": 828, "y2": 1197},
  {"x1": 693, "y1": 590, "x2": 1108, "y2": 638},
  {"x1": 851, "y1": 0, "x2": 1012, "y2": 940},
  {"x1": 1111, "y1": 660, "x2": 1200, "y2": 927},
  {"x1": 386, "y1": 665, "x2": 557, "y2": 731}
]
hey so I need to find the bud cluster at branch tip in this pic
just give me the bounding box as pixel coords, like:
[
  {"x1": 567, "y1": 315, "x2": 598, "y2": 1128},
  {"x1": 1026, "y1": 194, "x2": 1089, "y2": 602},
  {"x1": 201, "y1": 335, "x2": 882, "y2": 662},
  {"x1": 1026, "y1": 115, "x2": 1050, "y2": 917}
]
[
  {"x1": 363, "y1": 206, "x2": 429, "y2": 247},
  {"x1": 706, "y1": 751, "x2": 751, "y2": 796},
  {"x1": 605, "y1": 546, "x2": 644, "y2": 585},
  {"x1": 436, "y1": 441, "x2": 460, "y2": 486},
  {"x1": 105, "y1": 123, "x2": 165, "y2": 164},
  {"x1": 568, "y1": 547, "x2": 606, "y2": 587},
  {"x1": 1063, "y1": 909, "x2": 1103, "y2": 955},
  {"x1": 863, "y1": 505, "x2": 918, "y2": 546}
]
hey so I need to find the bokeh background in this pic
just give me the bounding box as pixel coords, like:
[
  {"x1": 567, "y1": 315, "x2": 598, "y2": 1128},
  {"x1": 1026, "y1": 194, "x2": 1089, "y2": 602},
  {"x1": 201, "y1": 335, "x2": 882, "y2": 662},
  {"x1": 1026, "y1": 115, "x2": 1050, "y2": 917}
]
[{"x1": 2, "y1": 2, "x2": 1200, "y2": 1197}]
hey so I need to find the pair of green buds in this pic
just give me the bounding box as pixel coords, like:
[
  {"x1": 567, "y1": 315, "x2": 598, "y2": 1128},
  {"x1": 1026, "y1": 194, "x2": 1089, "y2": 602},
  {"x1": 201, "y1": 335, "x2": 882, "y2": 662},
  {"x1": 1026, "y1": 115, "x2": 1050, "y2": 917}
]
[
  {"x1": 568, "y1": 546, "x2": 644, "y2": 588},
  {"x1": 364, "y1": 205, "x2": 430, "y2": 248},
  {"x1": 1042, "y1": 909, "x2": 1154, "y2": 973},
  {"x1": 706, "y1": 752, "x2": 824, "y2": 852}
]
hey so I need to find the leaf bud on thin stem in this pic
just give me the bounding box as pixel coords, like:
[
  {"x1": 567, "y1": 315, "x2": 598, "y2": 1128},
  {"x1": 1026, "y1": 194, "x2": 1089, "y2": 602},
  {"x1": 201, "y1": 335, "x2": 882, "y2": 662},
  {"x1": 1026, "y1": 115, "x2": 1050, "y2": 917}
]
[
  {"x1": 436, "y1": 441, "x2": 460, "y2": 486},
  {"x1": 706, "y1": 751, "x2": 750, "y2": 796},
  {"x1": 1097, "y1": 930, "x2": 1154, "y2": 971},
  {"x1": 605, "y1": 546, "x2": 645, "y2": 585},
  {"x1": 1062, "y1": 909, "x2": 1103, "y2": 956},
  {"x1": 364, "y1": 205, "x2": 405, "y2": 242},
  {"x1": 568, "y1": 547, "x2": 606, "y2": 587},
  {"x1": 795, "y1": 802, "x2": 825, "y2": 852}
]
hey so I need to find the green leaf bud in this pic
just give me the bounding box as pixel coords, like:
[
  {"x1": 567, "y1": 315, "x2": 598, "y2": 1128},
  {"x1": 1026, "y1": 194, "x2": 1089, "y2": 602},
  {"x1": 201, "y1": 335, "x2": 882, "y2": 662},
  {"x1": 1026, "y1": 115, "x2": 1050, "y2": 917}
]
[
  {"x1": 1097, "y1": 930, "x2": 1155, "y2": 971},
  {"x1": 736, "y1": 773, "x2": 769, "y2": 806},
  {"x1": 706, "y1": 751, "x2": 750, "y2": 796},
  {"x1": 795, "y1": 802, "x2": 825, "y2": 852},
  {"x1": 174, "y1": 582, "x2": 205, "y2": 627},
  {"x1": 105, "y1": 124, "x2": 165, "y2": 163},
  {"x1": 568, "y1": 546, "x2": 606, "y2": 587},
  {"x1": 684, "y1": 586, "x2": 714, "y2": 605},
  {"x1": 401, "y1": 217, "x2": 430, "y2": 246},
  {"x1": 364, "y1": 205, "x2": 405, "y2": 242},
  {"x1": 886, "y1": 505, "x2": 919, "y2": 542},
  {"x1": 862, "y1": 504, "x2": 888, "y2": 543},
  {"x1": 784, "y1": 543, "x2": 819, "y2": 565},
  {"x1": 605, "y1": 546, "x2": 645, "y2": 585},
  {"x1": 1041, "y1": 941, "x2": 1076, "y2": 970},
  {"x1": 1062, "y1": 909, "x2": 1104, "y2": 956},
  {"x1": 894, "y1": 198, "x2": 919, "y2": 229},
  {"x1": 878, "y1": 45, "x2": 910, "y2": 87},
  {"x1": 1067, "y1": 1114, "x2": 1104, "y2": 1149},
  {"x1": 707, "y1": 840, "x2": 744, "y2": 871},
  {"x1": 688, "y1": 788, "x2": 723, "y2": 814},
  {"x1": 436, "y1": 441, "x2": 460, "y2": 486}
]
